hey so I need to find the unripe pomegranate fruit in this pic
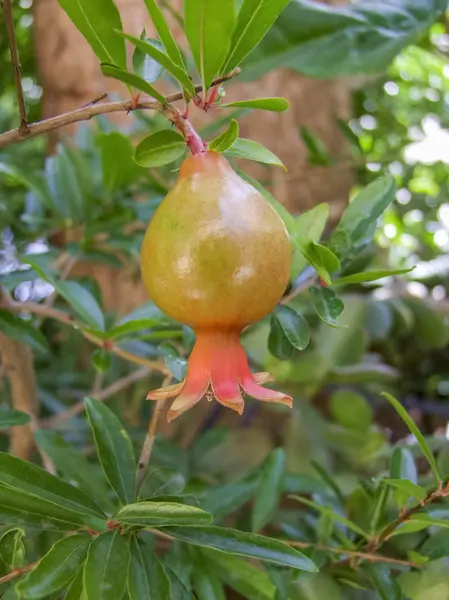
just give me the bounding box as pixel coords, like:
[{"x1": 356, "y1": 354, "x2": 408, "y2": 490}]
[{"x1": 141, "y1": 151, "x2": 292, "y2": 421}]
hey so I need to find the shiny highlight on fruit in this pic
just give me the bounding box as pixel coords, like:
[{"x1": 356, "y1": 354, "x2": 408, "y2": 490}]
[{"x1": 141, "y1": 151, "x2": 292, "y2": 421}]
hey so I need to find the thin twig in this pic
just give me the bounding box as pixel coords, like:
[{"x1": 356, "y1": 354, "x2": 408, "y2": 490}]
[
  {"x1": 42, "y1": 366, "x2": 149, "y2": 427},
  {"x1": 82, "y1": 92, "x2": 108, "y2": 108},
  {"x1": 281, "y1": 275, "x2": 318, "y2": 305},
  {"x1": 0, "y1": 69, "x2": 241, "y2": 149},
  {"x1": 0, "y1": 561, "x2": 37, "y2": 585},
  {"x1": 2, "y1": 0, "x2": 28, "y2": 134},
  {"x1": 136, "y1": 375, "x2": 172, "y2": 493}
]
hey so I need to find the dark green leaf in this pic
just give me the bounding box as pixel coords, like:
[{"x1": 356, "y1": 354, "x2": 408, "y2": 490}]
[
  {"x1": 92, "y1": 348, "x2": 111, "y2": 373},
  {"x1": 34, "y1": 430, "x2": 115, "y2": 514},
  {"x1": 300, "y1": 127, "x2": 331, "y2": 166},
  {"x1": 0, "y1": 528, "x2": 25, "y2": 569},
  {"x1": 209, "y1": 119, "x2": 239, "y2": 153},
  {"x1": 134, "y1": 130, "x2": 186, "y2": 168},
  {"x1": 58, "y1": 0, "x2": 126, "y2": 68},
  {"x1": 381, "y1": 479, "x2": 427, "y2": 503},
  {"x1": 381, "y1": 393, "x2": 442, "y2": 483},
  {"x1": 54, "y1": 281, "x2": 104, "y2": 331},
  {"x1": 133, "y1": 36, "x2": 165, "y2": 84},
  {"x1": 138, "y1": 468, "x2": 185, "y2": 500},
  {"x1": 193, "y1": 551, "x2": 226, "y2": 600},
  {"x1": 142, "y1": 0, "x2": 185, "y2": 67},
  {"x1": 226, "y1": 138, "x2": 285, "y2": 169},
  {"x1": 310, "y1": 286, "x2": 344, "y2": 327},
  {"x1": 389, "y1": 448, "x2": 418, "y2": 508},
  {"x1": 308, "y1": 242, "x2": 340, "y2": 281},
  {"x1": 369, "y1": 564, "x2": 403, "y2": 600},
  {"x1": 128, "y1": 537, "x2": 170, "y2": 600},
  {"x1": 16, "y1": 535, "x2": 91, "y2": 599},
  {"x1": 220, "y1": 97, "x2": 289, "y2": 111},
  {"x1": 84, "y1": 531, "x2": 130, "y2": 600},
  {"x1": 118, "y1": 33, "x2": 195, "y2": 96},
  {"x1": 406, "y1": 298, "x2": 449, "y2": 349},
  {"x1": 332, "y1": 268, "x2": 414, "y2": 286},
  {"x1": 0, "y1": 408, "x2": 31, "y2": 428},
  {"x1": 273, "y1": 305, "x2": 310, "y2": 351},
  {"x1": 0, "y1": 311, "x2": 49, "y2": 353},
  {"x1": 160, "y1": 526, "x2": 317, "y2": 571},
  {"x1": 101, "y1": 64, "x2": 166, "y2": 104},
  {"x1": 221, "y1": 0, "x2": 291, "y2": 73},
  {"x1": 115, "y1": 501, "x2": 212, "y2": 527},
  {"x1": 420, "y1": 529, "x2": 449, "y2": 560},
  {"x1": 290, "y1": 202, "x2": 329, "y2": 278},
  {"x1": 185, "y1": 0, "x2": 235, "y2": 91},
  {"x1": 329, "y1": 389, "x2": 373, "y2": 432},
  {"x1": 252, "y1": 448, "x2": 285, "y2": 532},
  {"x1": 97, "y1": 132, "x2": 146, "y2": 191},
  {"x1": 268, "y1": 315, "x2": 293, "y2": 360},
  {"x1": 64, "y1": 567, "x2": 84, "y2": 600},
  {"x1": 328, "y1": 176, "x2": 396, "y2": 261},
  {"x1": 85, "y1": 397, "x2": 136, "y2": 506},
  {"x1": 165, "y1": 566, "x2": 195, "y2": 600}
]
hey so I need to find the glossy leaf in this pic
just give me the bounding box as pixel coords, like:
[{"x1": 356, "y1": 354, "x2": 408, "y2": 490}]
[
  {"x1": 307, "y1": 242, "x2": 340, "y2": 283},
  {"x1": 185, "y1": 0, "x2": 235, "y2": 91},
  {"x1": 332, "y1": 268, "x2": 414, "y2": 286},
  {"x1": 133, "y1": 35, "x2": 165, "y2": 84},
  {"x1": 142, "y1": 0, "x2": 185, "y2": 67},
  {"x1": 160, "y1": 526, "x2": 317, "y2": 571},
  {"x1": 310, "y1": 286, "x2": 345, "y2": 327},
  {"x1": 221, "y1": 0, "x2": 291, "y2": 73},
  {"x1": 138, "y1": 468, "x2": 185, "y2": 500},
  {"x1": 381, "y1": 479, "x2": 427, "y2": 503},
  {"x1": 64, "y1": 567, "x2": 84, "y2": 600},
  {"x1": 252, "y1": 448, "x2": 285, "y2": 532},
  {"x1": 84, "y1": 531, "x2": 130, "y2": 600},
  {"x1": 209, "y1": 119, "x2": 239, "y2": 153},
  {"x1": 328, "y1": 175, "x2": 396, "y2": 262},
  {"x1": 165, "y1": 566, "x2": 195, "y2": 600},
  {"x1": 226, "y1": 138, "x2": 285, "y2": 169},
  {"x1": 16, "y1": 535, "x2": 91, "y2": 599},
  {"x1": 268, "y1": 315, "x2": 293, "y2": 361},
  {"x1": 101, "y1": 64, "x2": 166, "y2": 104},
  {"x1": 85, "y1": 397, "x2": 136, "y2": 505},
  {"x1": 420, "y1": 529, "x2": 449, "y2": 560},
  {"x1": 54, "y1": 281, "x2": 104, "y2": 331},
  {"x1": 0, "y1": 311, "x2": 49, "y2": 353},
  {"x1": 0, "y1": 528, "x2": 25, "y2": 569},
  {"x1": 134, "y1": 130, "x2": 186, "y2": 168},
  {"x1": 115, "y1": 501, "x2": 213, "y2": 527},
  {"x1": 118, "y1": 33, "x2": 195, "y2": 96},
  {"x1": 273, "y1": 305, "x2": 310, "y2": 351},
  {"x1": 220, "y1": 97, "x2": 289, "y2": 111},
  {"x1": 290, "y1": 202, "x2": 329, "y2": 278},
  {"x1": 193, "y1": 552, "x2": 226, "y2": 600},
  {"x1": 381, "y1": 392, "x2": 442, "y2": 483},
  {"x1": 389, "y1": 448, "x2": 418, "y2": 508},
  {"x1": 128, "y1": 537, "x2": 171, "y2": 600},
  {"x1": 0, "y1": 408, "x2": 31, "y2": 428},
  {"x1": 58, "y1": 0, "x2": 126, "y2": 69}
]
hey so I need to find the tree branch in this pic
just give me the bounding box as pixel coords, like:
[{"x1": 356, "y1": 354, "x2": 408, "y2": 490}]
[
  {"x1": 0, "y1": 561, "x2": 37, "y2": 586},
  {"x1": 2, "y1": 0, "x2": 28, "y2": 134},
  {"x1": 0, "y1": 69, "x2": 241, "y2": 149}
]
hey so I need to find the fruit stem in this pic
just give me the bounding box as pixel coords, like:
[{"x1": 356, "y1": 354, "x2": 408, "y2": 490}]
[{"x1": 163, "y1": 106, "x2": 206, "y2": 155}]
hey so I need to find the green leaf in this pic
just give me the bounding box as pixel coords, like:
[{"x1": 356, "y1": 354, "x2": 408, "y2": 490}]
[
  {"x1": 389, "y1": 448, "x2": 418, "y2": 508},
  {"x1": 34, "y1": 430, "x2": 115, "y2": 514},
  {"x1": 133, "y1": 35, "x2": 165, "y2": 84},
  {"x1": 160, "y1": 526, "x2": 317, "y2": 571},
  {"x1": 85, "y1": 397, "x2": 136, "y2": 506},
  {"x1": 138, "y1": 468, "x2": 185, "y2": 500},
  {"x1": 128, "y1": 537, "x2": 170, "y2": 600},
  {"x1": 406, "y1": 298, "x2": 449, "y2": 349},
  {"x1": 369, "y1": 564, "x2": 403, "y2": 600},
  {"x1": 329, "y1": 389, "x2": 373, "y2": 432},
  {"x1": 193, "y1": 552, "x2": 226, "y2": 600},
  {"x1": 309, "y1": 286, "x2": 344, "y2": 327},
  {"x1": 58, "y1": 0, "x2": 126, "y2": 69},
  {"x1": 0, "y1": 408, "x2": 31, "y2": 428},
  {"x1": 273, "y1": 305, "x2": 310, "y2": 351},
  {"x1": 268, "y1": 315, "x2": 293, "y2": 361},
  {"x1": 118, "y1": 33, "x2": 195, "y2": 96},
  {"x1": 332, "y1": 268, "x2": 414, "y2": 286},
  {"x1": 420, "y1": 529, "x2": 449, "y2": 560},
  {"x1": 381, "y1": 479, "x2": 427, "y2": 503},
  {"x1": 209, "y1": 120, "x2": 239, "y2": 153},
  {"x1": 220, "y1": 97, "x2": 289, "y2": 112},
  {"x1": 92, "y1": 348, "x2": 111, "y2": 373},
  {"x1": 307, "y1": 242, "x2": 340, "y2": 283},
  {"x1": 134, "y1": 130, "x2": 186, "y2": 168},
  {"x1": 165, "y1": 566, "x2": 195, "y2": 600},
  {"x1": 226, "y1": 138, "x2": 285, "y2": 169},
  {"x1": 328, "y1": 176, "x2": 397, "y2": 262},
  {"x1": 185, "y1": 0, "x2": 235, "y2": 91},
  {"x1": 243, "y1": 0, "x2": 447, "y2": 80},
  {"x1": 65, "y1": 567, "x2": 84, "y2": 600},
  {"x1": 290, "y1": 202, "x2": 329, "y2": 278},
  {"x1": 84, "y1": 531, "x2": 130, "y2": 600},
  {"x1": 221, "y1": 0, "x2": 291, "y2": 73},
  {"x1": 408, "y1": 514, "x2": 449, "y2": 530},
  {"x1": 0, "y1": 451, "x2": 105, "y2": 520},
  {"x1": 252, "y1": 448, "x2": 285, "y2": 532},
  {"x1": 381, "y1": 393, "x2": 442, "y2": 484},
  {"x1": 16, "y1": 535, "x2": 91, "y2": 599},
  {"x1": 291, "y1": 496, "x2": 370, "y2": 539},
  {"x1": 100, "y1": 63, "x2": 166, "y2": 104},
  {"x1": 300, "y1": 127, "x2": 331, "y2": 166},
  {"x1": 54, "y1": 281, "x2": 104, "y2": 331},
  {"x1": 0, "y1": 528, "x2": 25, "y2": 569},
  {"x1": 0, "y1": 311, "x2": 49, "y2": 353},
  {"x1": 142, "y1": 0, "x2": 185, "y2": 67},
  {"x1": 115, "y1": 501, "x2": 213, "y2": 527}
]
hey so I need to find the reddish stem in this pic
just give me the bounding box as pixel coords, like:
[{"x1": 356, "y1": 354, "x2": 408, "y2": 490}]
[{"x1": 164, "y1": 106, "x2": 205, "y2": 156}]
